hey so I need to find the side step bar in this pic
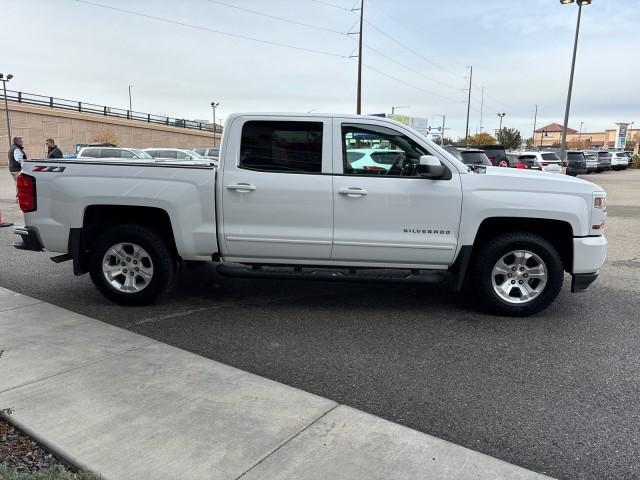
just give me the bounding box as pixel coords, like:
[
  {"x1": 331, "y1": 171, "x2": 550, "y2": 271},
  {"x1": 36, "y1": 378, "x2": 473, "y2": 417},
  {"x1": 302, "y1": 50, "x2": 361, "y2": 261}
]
[{"x1": 217, "y1": 264, "x2": 449, "y2": 285}]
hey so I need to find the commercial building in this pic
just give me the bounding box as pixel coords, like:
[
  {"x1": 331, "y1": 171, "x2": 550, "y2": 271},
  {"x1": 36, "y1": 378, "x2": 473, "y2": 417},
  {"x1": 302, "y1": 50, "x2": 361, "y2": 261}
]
[{"x1": 534, "y1": 122, "x2": 638, "y2": 150}]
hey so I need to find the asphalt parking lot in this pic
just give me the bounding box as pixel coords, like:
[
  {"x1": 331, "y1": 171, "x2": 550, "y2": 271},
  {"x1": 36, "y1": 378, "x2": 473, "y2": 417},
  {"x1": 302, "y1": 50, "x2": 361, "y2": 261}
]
[{"x1": 1, "y1": 169, "x2": 639, "y2": 480}]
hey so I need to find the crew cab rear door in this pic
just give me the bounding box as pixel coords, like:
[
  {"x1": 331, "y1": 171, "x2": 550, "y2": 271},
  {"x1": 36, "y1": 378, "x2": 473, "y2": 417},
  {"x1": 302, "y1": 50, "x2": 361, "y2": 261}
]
[
  {"x1": 220, "y1": 116, "x2": 334, "y2": 262},
  {"x1": 331, "y1": 118, "x2": 462, "y2": 266}
]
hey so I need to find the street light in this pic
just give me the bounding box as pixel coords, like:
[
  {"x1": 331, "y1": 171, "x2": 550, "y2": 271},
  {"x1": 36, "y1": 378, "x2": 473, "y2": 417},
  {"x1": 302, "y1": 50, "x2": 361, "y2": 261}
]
[
  {"x1": 497, "y1": 113, "x2": 506, "y2": 142},
  {"x1": 559, "y1": 0, "x2": 591, "y2": 163},
  {"x1": 0, "y1": 73, "x2": 14, "y2": 149},
  {"x1": 432, "y1": 114, "x2": 446, "y2": 146},
  {"x1": 211, "y1": 102, "x2": 220, "y2": 147}
]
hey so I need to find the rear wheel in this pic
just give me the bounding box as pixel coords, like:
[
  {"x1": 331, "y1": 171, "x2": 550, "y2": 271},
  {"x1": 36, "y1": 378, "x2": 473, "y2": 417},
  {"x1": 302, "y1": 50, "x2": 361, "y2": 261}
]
[
  {"x1": 89, "y1": 225, "x2": 174, "y2": 305},
  {"x1": 471, "y1": 232, "x2": 564, "y2": 316}
]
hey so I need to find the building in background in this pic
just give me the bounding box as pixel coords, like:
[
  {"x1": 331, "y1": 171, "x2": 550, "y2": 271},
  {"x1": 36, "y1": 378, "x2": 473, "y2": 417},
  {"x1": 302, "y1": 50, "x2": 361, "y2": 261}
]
[{"x1": 534, "y1": 122, "x2": 638, "y2": 150}]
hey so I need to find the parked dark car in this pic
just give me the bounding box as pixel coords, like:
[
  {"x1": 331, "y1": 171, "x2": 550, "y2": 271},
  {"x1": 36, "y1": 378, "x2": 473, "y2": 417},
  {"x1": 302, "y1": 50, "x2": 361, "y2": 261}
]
[
  {"x1": 443, "y1": 147, "x2": 492, "y2": 166},
  {"x1": 471, "y1": 145, "x2": 508, "y2": 167},
  {"x1": 565, "y1": 151, "x2": 587, "y2": 176}
]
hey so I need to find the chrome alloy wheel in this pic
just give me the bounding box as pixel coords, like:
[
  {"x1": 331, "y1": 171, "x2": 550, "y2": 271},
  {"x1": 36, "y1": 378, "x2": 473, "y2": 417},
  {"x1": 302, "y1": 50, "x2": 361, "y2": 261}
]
[
  {"x1": 102, "y1": 243, "x2": 154, "y2": 293},
  {"x1": 491, "y1": 250, "x2": 548, "y2": 304}
]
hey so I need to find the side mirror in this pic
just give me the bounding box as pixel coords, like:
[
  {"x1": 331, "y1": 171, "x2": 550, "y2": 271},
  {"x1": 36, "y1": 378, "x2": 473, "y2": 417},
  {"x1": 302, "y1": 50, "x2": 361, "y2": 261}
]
[{"x1": 417, "y1": 155, "x2": 446, "y2": 179}]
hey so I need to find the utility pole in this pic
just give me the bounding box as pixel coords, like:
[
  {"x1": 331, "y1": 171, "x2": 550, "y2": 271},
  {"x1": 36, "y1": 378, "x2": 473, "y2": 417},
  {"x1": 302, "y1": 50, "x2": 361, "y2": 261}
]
[
  {"x1": 465, "y1": 66, "x2": 472, "y2": 143},
  {"x1": 391, "y1": 105, "x2": 409, "y2": 116},
  {"x1": 479, "y1": 86, "x2": 484, "y2": 133},
  {"x1": 532, "y1": 104, "x2": 538, "y2": 148},
  {"x1": 356, "y1": 0, "x2": 364, "y2": 115},
  {"x1": 441, "y1": 114, "x2": 446, "y2": 146},
  {"x1": 128, "y1": 85, "x2": 133, "y2": 112},
  {"x1": 560, "y1": 0, "x2": 590, "y2": 164},
  {"x1": 1, "y1": 73, "x2": 14, "y2": 149}
]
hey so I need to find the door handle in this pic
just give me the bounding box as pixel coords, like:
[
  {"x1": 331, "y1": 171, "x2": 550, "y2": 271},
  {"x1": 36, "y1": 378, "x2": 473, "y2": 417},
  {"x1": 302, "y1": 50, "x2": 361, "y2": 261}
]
[
  {"x1": 338, "y1": 187, "x2": 368, "y2": 197},
  {"x1": 226, "y1": 183, "x2": 256, "y2": 193}
]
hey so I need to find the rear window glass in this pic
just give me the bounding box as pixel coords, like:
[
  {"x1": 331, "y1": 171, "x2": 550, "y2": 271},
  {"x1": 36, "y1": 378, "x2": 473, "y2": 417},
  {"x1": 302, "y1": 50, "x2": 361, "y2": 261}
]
[
  {"x1": 597, "y1": 152, "x2": 611, "y2": 157},
  {"x1": 541, "y1": 153, "x2": 561, "y2": 161},
  {"x1": 567, "y1": 152, "x2": 584, "y2": 160},
  {"x1": 461, "y1": 152, "x2": 491, "y2": 165},
  {"x1": 240, "y1": 121, "x2": 323, "y2": 174}
]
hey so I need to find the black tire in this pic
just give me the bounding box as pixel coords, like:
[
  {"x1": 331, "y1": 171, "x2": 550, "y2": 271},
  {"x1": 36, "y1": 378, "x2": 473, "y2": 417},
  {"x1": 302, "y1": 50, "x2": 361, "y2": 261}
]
[
  {"x1": 470, "y1": 232, "x2": 564, "y2": 317},
  {"x1": 89, "y1": 225, "x2": 174, "y2": 305}
]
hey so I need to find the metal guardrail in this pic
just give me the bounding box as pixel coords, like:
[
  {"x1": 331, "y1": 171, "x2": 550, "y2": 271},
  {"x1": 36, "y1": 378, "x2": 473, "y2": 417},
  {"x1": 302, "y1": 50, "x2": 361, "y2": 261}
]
[{"x1": 1, "y1": 89, "x2": 220, "y2": 134}]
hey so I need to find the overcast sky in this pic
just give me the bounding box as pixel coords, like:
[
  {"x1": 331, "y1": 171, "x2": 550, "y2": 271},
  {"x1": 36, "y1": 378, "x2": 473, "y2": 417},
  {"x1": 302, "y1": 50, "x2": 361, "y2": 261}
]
[{"x1": 2, "y1": 0, "x2": 638, "y2": 138}]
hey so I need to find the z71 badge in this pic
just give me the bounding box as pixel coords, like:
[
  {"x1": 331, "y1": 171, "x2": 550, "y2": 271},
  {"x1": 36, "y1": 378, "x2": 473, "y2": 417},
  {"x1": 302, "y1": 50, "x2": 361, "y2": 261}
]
[{"x1": 33, "y1": 166, "x2": 66, "y2": 172}]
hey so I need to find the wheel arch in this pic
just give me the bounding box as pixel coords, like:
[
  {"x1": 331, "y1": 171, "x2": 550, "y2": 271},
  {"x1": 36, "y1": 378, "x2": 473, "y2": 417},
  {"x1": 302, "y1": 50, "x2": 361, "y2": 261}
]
[{"x1": 71, "y1": 205, "x2": 179, "y2": 275}]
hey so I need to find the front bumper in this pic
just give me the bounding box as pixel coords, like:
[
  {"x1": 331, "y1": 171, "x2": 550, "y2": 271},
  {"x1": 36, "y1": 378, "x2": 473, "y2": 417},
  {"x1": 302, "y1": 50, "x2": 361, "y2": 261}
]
[
  {"x1": 571, "y1": 273, "x2": 599, "y2": 293},
  {"x1": 571, "y1": 236, "x2": 607, "y2": 292},
  {"x1": 13, "y1": 226, "x2": 44, "y2": 252}
]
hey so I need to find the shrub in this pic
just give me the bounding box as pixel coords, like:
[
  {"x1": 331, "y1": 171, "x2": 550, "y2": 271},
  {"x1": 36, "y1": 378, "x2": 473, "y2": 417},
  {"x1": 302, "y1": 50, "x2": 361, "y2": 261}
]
[{"x1": 632, "y1": 154, "x2": 640, "y2": 169}]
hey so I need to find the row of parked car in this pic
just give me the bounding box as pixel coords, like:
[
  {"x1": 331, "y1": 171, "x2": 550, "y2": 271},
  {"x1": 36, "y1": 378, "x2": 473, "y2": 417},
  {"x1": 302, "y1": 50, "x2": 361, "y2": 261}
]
[
  {"x1": 71, "y1": 146, "x2": 220, "y2": 164},
  {"x1": 444, "y1": 145, "x2": 633, "y2": 176}
]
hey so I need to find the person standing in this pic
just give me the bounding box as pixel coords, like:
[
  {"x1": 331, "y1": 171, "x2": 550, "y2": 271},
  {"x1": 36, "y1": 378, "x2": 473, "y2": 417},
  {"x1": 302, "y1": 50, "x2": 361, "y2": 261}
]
[
  {"x1": 8, "y1": 136, "x2": 26, "y2": 186},
  {"x1": 45, "y1": 138, "x2": 63, "y2": 159}
]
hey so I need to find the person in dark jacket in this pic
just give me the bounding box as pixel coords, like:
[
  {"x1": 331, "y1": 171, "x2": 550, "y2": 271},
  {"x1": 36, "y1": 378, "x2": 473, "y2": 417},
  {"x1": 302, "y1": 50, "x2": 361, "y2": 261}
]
[
  {"x1": 8, "y1": 137, "x2": 26, "y2": 186},
  {"x1": 45, "y1": 138, "x2": 63, "y2": 159}
]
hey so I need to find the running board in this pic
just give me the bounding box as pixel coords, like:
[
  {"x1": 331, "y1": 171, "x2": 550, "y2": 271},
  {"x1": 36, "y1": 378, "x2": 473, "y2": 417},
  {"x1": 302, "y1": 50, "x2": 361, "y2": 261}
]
[{"x1": 217, "y1": 264, "x2": 449, "y2": 285}]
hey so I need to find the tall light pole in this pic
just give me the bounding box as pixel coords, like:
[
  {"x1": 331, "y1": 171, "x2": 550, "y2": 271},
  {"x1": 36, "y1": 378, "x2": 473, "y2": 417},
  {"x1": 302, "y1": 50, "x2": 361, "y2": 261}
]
[
  {"x1": 464, "y1": 66, "x2": 472, "y2": 143},
  {"x1": 497, "y1": 113, "x2": 506, "y2": 142},
  {"x1": 532, "y1": 105, "x2": 538, "y2": 148},
  {"x1": 0, "y1": 73, "x2": 14, "y2": 149},
  {"x1": 479, "y1": 86, "x2": 485, "y2": 133},
  {"x1": 211, "y1": 102, "x2": 220, "y2": 147},
  {"x1": 128, "y1": 85, "x2": 133, "y2": 112},
  {"x1": 559, "y1": 0, "x2": 591, "y2": 163}
]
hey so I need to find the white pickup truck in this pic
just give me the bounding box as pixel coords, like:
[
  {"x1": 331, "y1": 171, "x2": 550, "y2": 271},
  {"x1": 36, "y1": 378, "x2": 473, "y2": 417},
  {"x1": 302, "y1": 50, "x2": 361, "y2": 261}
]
[{"x1": 13, "y1": 114, "x2": 607, "y2": 316}]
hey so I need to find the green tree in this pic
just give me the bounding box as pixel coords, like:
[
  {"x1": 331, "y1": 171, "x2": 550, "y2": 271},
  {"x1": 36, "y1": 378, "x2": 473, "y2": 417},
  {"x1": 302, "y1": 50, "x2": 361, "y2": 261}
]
[
  {"x1": 525, "y1": 137, "x2": 534, "y2": 149},
  {"x1": 497, "y1": 128, "x2": 522, "y2": 150},
  {"x1": 465, "y1": 132, "x2": 496, "y2": 145}
]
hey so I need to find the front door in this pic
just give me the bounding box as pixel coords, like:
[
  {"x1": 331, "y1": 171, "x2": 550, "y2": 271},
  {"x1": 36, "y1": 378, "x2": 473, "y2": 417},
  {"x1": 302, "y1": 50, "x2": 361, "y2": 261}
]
[
  {"x1": 331, "y1": 120, "x2": 462, "y2": 266},
  {"x1": 220, "y1": 117, "x2": 334, "y2": 262}
]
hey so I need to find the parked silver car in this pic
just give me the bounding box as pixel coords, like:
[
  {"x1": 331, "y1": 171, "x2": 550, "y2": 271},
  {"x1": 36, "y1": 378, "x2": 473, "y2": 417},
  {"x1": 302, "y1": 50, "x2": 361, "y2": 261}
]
[{"x1": 77, "y1": 147, "x2": 153, "y2": 159}]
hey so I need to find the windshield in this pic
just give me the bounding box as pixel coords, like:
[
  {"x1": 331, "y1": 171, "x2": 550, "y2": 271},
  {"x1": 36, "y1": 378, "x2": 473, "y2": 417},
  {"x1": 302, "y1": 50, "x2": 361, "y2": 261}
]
[
  {"x1": 541, "y1": 153, "x2": 561, "y2": 161},
  {"x1": 186, "y1": 150, "x2": 204, "y2": 159},
  {"x1": 133, "y1": 150, "x2": 153, "y2": 159},
  {"x1": 460, "y1": 151, "x2": 491, "y2": 166}
]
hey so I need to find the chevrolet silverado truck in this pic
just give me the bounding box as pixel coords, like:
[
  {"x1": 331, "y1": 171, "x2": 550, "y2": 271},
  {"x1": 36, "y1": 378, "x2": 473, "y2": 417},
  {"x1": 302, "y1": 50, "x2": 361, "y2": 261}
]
[{"x1": 13, "y1": 114, "x2": 607, "y2": 316}]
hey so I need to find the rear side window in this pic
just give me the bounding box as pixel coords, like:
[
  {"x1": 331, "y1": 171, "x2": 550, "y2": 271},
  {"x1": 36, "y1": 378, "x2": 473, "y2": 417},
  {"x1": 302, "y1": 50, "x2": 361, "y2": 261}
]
[
  {"x1": 460, "y1": 152, "x2": 491, "y2": 166},
  {"x1": 240, "y1": 121, "x2": 323, "y2": 173},
  {"x1": 99, "y1": 149, "x2": 119, "y2": 158},
  {"x1": 81, "y1": 148, "x2": 100, "y2": 158}
]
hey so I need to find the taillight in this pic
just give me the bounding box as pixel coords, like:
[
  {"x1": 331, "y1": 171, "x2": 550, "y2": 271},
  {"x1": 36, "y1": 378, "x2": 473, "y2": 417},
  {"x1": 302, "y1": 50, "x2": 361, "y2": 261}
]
[
  {"x1": 17, "y1": 174, "x2": 37, "y2": 212},
  {"x1": 516, "y1": 163, "x2": 527, "y2": 169}
]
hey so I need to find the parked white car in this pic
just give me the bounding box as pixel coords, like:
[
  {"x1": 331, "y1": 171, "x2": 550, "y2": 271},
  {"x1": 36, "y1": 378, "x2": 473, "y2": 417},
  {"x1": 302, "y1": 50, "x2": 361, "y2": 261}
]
[
  {"x1": 609, "y1": 151, "x2": 629, "y2": 170},
  {"x1": 77, "y1": 147, "x2": 153, "y2": 159},
  {"x1": 144, "y1": 148, "x2": 206, "y2": 161},
  {"x1": 14, "y1": 113, "x2": 607, "y2": 317},
  {"x1": 513, "y1": 151, "x2": 564, "y2": 174},
  {"x1": 346, "y1": 148, "x2": 406, "y2": 172}
]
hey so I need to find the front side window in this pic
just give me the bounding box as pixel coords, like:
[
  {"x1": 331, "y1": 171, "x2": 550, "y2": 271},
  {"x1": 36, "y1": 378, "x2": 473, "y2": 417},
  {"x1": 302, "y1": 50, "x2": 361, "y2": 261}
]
[
  {"x1": 194, "y1": 148, "x2": 206, "y2": 155},
  {"x1": 342, "y1": 124, "x2": 428, "y2": 177},
  {"x1": 239, "y1": 121, "x2": 323, "y2": 173}
]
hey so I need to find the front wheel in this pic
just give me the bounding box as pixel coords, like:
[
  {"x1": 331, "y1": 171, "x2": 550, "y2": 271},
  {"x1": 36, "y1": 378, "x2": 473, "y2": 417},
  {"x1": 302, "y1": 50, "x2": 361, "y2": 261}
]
[
  {"x1": 89, "y1": 225, "x2": 174, "y2": 305},
  {"x1": 471, "y1": 233, "x2": 564, "y2": 316}
]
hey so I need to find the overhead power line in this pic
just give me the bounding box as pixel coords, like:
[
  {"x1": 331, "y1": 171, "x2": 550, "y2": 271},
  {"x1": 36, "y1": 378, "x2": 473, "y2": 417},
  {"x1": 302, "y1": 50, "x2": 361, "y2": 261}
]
[
  {"x1": 205, "y1": 0, "x2": 350, "y2": 36},
  {"x1": 362, "y1": 62, "x2": 463, "y2": 104},
  {"x1": 366, "y1": 45, "x2": 463, "y2": 94},
  {"x1": 74, "y1": 0, "x2": 348, "y2": 58},
  {"x1": 310, "y1": 0, "x2": 353, "y2": 12}
]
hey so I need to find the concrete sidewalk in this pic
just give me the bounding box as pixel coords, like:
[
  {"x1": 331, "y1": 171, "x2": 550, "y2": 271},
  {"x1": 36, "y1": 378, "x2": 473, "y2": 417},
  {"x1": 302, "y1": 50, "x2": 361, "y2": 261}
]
[{"x1": 0, "y1": 287, "x2": 552, "y2": 480}]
